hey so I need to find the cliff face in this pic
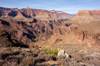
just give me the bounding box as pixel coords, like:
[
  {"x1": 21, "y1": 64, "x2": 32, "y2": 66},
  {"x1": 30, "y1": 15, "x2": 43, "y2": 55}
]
[
  {"x1": 0, "y1": 7, "x2": 69, "y2": 20},
  {"x1": 0, "y1": 18, "x2": 70, "y2": 47},
  {"x1": 0, "y1": 17, "x2": 99, "y2": 48},
  {"x1": 0, "y1": 7, "x2": 12, "y2": 17},
  {"x1": 0, "y1": 7, "x2": 100, "y2": 48},
  {"x1": 0, "y1": 7, "x2": 100, "y2": 66},
  {"x1": 71, "y1": 10, "x2": 100, "y2": 24},
  {"x1": 0, "y1": 7, "x2": 72, "y2": 48},
  {"x1": 77, "y1": 10, "x2": 100, "y2": 16}
]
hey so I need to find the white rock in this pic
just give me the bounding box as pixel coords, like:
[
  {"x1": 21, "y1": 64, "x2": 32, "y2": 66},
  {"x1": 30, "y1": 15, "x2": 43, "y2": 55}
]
[
  {"x1": 57, "y1": 49, "x2": 69, "y2": 59},
  {"x1": 65, "y1": 53, "x2": 69, "y2": 58}
]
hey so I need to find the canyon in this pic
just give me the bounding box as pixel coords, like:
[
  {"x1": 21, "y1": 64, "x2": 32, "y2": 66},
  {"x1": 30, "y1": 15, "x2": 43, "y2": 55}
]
[{"x1": 0, "y1": 7, "x2": 100, "y2": 66}]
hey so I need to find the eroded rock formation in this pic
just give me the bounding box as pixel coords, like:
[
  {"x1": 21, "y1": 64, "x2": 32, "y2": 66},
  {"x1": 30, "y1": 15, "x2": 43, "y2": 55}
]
[
  {"x1": 0, "y1": 7, "x2": 100, "y2": 66},
  {"x1": 0, "y1": 7, "x2": 69, "y2": 20},
  {"x1": 77, "y1": 10, "x2": 100, "y2": 16}
]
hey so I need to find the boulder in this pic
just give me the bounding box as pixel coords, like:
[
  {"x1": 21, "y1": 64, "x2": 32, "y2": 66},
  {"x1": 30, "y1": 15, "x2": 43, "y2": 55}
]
[{"x1": 57, "y1": 49, "x2": 69, "y2": 59}]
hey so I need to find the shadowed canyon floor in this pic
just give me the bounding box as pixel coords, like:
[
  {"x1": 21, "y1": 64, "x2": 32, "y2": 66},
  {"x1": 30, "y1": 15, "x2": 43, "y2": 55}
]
[{"x1": 0, "y1": 7, "x2": 100, "y2": 66}]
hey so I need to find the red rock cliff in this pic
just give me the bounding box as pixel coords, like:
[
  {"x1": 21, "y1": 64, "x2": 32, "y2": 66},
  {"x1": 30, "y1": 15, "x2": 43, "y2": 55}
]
[{"x1": 77, "y1": 10, "x2": 100, "y2": 16}]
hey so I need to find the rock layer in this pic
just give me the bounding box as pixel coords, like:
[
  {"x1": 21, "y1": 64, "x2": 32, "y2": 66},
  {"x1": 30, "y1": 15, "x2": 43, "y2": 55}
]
[
  {"x1": 0, "y1": 7, "x2": 100, "y2": 66},
  {"x1": 77, "y1": 10, "x2": 100, "y2": 16},
  {"x1": 0, "y1": 7, "x2": 69, "y2": 20}
]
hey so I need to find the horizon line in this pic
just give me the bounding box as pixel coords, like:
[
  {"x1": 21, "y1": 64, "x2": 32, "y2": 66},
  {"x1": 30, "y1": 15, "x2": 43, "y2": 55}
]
[{"x1": 0, "y1": 6, "x2": 100, "y2": 14}]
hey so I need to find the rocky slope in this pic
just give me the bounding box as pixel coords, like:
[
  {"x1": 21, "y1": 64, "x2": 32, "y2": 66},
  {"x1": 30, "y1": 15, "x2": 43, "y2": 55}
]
[
  {"x1": 71, "y1": 10, "x2": 100, "y2": 24},
  {"x1": 0, "y1": 7, "x2": 100, "y2": 66},
  {"x1": 77, "y1": 10, "x2": 100, "y2": 16},
  {"x1": 0, "y1": 16, "x2": 99, "y2": 48},
  {"x1": 0, "y1": 7, "x2": 70, "y2": 21}
]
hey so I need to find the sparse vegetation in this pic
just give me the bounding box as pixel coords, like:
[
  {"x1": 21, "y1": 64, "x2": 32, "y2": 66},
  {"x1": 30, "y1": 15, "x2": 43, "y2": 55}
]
[{"x1": 43, "y1": 48, "x2": 58, "y2": 57}]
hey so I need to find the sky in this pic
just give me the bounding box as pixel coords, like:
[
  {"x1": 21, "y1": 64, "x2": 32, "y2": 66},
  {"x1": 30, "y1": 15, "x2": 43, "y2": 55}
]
[{"x1": 0, "y1": 0, "x2": 100, "y2": 14}]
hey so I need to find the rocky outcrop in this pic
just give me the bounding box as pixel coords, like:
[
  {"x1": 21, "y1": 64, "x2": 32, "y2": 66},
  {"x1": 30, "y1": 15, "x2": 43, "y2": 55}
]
[
  {"x1": 0, "y1": 7, "x2": 99, "y2": 48},
  {"x1": 0, "y1": 7, "x2": 72, "y2": 48},
  {"x1": 0, "y1": 47, "x2": 56, "y2": 66},
  {"x1": 0, "y1": 7, "x2": 69, "y2": 20},
  {"x1": 0, "y1": 7, "x2": 100, "y2": 66},
  {"x1": 72, "y1": 10, "x2": 100, "y2": 24},
  {"x1": 0, "y1": 7, "x2": 12, "y2": 17},
  {"x1": 0, "y1": 18, "x2": 72, "y2": 47},
  {"x1": 77, "y1": 10, "x2": 100, "y2": 16},
  {"x1": 0, "y1": 17, "x2": 99, "y2": 48}
]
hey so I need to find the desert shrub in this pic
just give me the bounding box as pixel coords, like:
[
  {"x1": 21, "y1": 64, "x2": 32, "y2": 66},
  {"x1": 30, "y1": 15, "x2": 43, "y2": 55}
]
[{"x1": 43, "y1": 48, "x2": 58, "y2": 57}]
